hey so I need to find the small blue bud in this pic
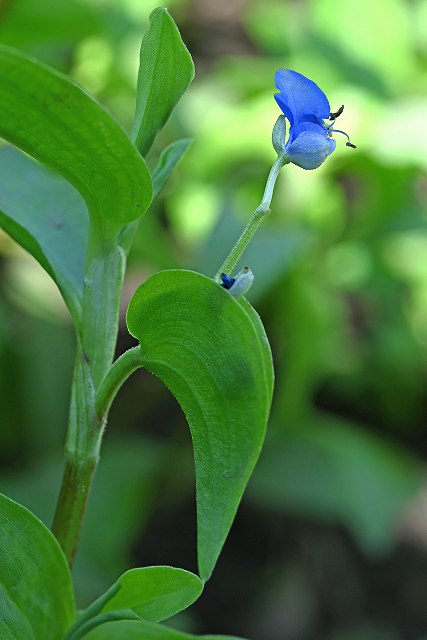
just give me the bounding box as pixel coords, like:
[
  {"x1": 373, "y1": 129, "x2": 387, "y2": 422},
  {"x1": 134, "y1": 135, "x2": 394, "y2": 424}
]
[
  {"x1": 228, "y1": 267, "x2": 254, "y2": 298},
  {"x1": 220, "y1": 273, "x2": 236, "y2": 290},
  {"x1": 220, "y1": 268, "x2": 254, "y2": 297}
]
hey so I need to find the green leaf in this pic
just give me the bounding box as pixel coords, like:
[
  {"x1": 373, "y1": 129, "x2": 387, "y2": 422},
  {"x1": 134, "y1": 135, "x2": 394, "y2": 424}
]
[
  {"x1": 90, "y1": 566, "x2": 203, "y2": 620},
  {"x1": 66, "y1": 567, "x2": 203, "y2": 640},
  {"x1": 118, "y1": 138, "x2": 192, "y2": 254},
  {"x1": 0, "y1": 146, "x2": 87, "y2": 318},
  {"x1": 250, "y1": 414, "x2": 423, "y2": 555},
  {"x1": 126, "y1": 270, "x2": 273, "y2": 580},
  {"x1": 152, "y1": 139, "x2": 192, "y2": 200},
  {"x1": 0, "y1": 45, "x2": 152, "y2": 229},
  {"x1": 131, "y1": 8, "x2": 194, "y2": 156},
  {"x1": 83, "y1": 618, "x2": 245, "y2": 640},
  {"x1": 0, "y1": 493, "x2": 75, "y2": 640}
]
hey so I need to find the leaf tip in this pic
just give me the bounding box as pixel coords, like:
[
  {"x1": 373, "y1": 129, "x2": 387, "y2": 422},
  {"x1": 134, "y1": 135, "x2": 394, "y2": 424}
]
[{"x1": 149, "y1": 6, "x2": 169, "y2": 22}]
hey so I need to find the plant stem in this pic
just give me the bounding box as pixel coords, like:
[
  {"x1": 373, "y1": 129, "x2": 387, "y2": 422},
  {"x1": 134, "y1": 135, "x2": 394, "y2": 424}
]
[
  {"x1": 64, "y1": 611, "x2": 140, "y2": 640},
  {"x1": 52, "y1": 228, "x2": 127, "y2": 566},
  {"x1": 214, "y1": 153, "x2": 288, "y2": 280},
  {"x1": 51, "y1": 457, "x2": 97, "y2": 565},
  {"x1": 79, "y1": 240, "x2": 126, "y2": 388},
  {"x1": 52, "y1": 347, "x2": 145, "y2": 567},
  {"x1": 95, "y1": 346, "x2": 144, "y2": 421},
  {"x1": 51, "y1": 344, "x2": 100, "y2": 565}
]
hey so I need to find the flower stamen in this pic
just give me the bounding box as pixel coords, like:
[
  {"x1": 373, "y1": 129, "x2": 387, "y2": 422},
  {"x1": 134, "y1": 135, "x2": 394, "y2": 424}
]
[
  {"x1": 328, "y1": 127, "x2": 357, "y2": 149},
  {"x1": 329, "y1": 105, "x2": 344, "y2": 120}
]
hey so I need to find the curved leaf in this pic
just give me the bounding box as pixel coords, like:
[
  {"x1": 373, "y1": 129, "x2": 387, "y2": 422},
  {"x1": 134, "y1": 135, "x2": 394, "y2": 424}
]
[
  {"x1": 66, "y1": 566, "x2": 203, "y2": 640},
  {"x1": 0, "y1": 45, "x2": 152, "y2": 228},
  {"x1": 0, "y1": 493, "x2": 75, "y2": 640},
  {"x1": 152, "y1": 138, "x2": 192, "y2": 200},
  {"x1": 131, "y1": 8, "x2": 194, "y2": 156},
  {"x1": 118, "y1": 138, "x2": 192, "y2": 254},
  {"x1": 84, "y1": 618, "x2": 245, "y2": 640},
  {"x1": 89, "y1": 566, "x2": 202, "y2": 621},
  {"x1": 126, "y1": 270, "x2": 273, "y2": 580},
  {"x1": 0, "y1": 146, "x2": 87, "y2": 317}
]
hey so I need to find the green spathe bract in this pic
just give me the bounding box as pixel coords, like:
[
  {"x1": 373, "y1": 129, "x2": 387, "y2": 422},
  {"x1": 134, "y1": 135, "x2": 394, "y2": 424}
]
[{"x1": 127, "y1": 269, "x2": 274, "y2": 580}]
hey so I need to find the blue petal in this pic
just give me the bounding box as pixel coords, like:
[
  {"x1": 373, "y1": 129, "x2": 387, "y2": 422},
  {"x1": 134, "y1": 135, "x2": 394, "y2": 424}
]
[
  {"x1": 285, "y1": 122, "x2": 335, "y2": 170},
  {"x1": 220, "y1": 273, "x2": 235, "y2": 290},
  {"x1": 287, "y1": 120, "x2": 327, "y2": 145},
  {"x1": 328, "y1": 137, "x2": 336, "y2": 155},
  {"x1": 274, "y1": 69, "x2": 330, "y2": 127}
]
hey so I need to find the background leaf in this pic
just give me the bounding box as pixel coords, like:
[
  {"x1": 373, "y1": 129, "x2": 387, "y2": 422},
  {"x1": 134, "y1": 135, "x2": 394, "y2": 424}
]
[
  {"x1": 0, "y1": 0, "x2": 100, "y2": 66},
  {"x1": 0, "y1": 146, "x2": 87, "y2": 317},
  {"x1": 131, "y1": 8, "x2": 194, "y2": 156},
  {"x1": 126, "y1": 270, "x2": 273, "y2": 581},
  {"x1": 0, "y1": 45, "x2": 152, "y2": 229},
  {"x1": 83, "y1": 618, "x2": 245, "y2": 640},
  {"x1": 250, "y1": 414, "x2": 423, "y2": 555},
  {"x1": 0, "y1": 493, "x2": 75, "y2": 640}
]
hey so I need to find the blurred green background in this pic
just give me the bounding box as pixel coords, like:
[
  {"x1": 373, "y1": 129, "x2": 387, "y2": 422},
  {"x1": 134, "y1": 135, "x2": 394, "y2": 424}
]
[{"x1": 1, "y1": 0, "x2": 427, "y2": 638}]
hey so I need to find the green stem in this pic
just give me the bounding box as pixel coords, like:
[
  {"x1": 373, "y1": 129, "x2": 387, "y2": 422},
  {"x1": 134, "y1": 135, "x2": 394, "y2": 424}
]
[
  {"x1": 52, "y1": 226, "x2": 126, "y2": 566},
  {"x1": 95, "y1": 346, "x2": 144, "y2": 422},
  {"x1": 80, "y1": 237, "x2": 126, "y2": 388},
  {"x1": 64, "y1": 611, "x2": 140, "y2": 640},
  {"x1": 52, "y1": 346, "x2": 144, "y2": 568},
  {"x1": 51, "y1": 345, "x2": 100, "y2": 565},
  {"x1": 215, "y1": 153, "x2": 288, "y2": 280},
  {"x1": 51, "y1": 457, "x2": 97, "y2": 566}
]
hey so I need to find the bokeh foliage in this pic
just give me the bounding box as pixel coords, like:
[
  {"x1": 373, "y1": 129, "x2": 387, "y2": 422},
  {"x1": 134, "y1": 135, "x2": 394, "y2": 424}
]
[{"x1": 0, "y1": 0, "x2": 427, "y2": 639}]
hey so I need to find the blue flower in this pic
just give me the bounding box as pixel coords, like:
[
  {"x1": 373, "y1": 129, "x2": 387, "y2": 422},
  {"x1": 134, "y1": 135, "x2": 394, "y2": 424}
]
[{"x1": 274, "y1": 69, "x2": 355, "y2": 170}]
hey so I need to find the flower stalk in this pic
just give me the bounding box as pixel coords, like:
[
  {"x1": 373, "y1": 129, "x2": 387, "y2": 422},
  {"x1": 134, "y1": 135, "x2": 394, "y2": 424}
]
[{"x1": 215, "y1": 153, "x2": 288, "y2": 280}]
